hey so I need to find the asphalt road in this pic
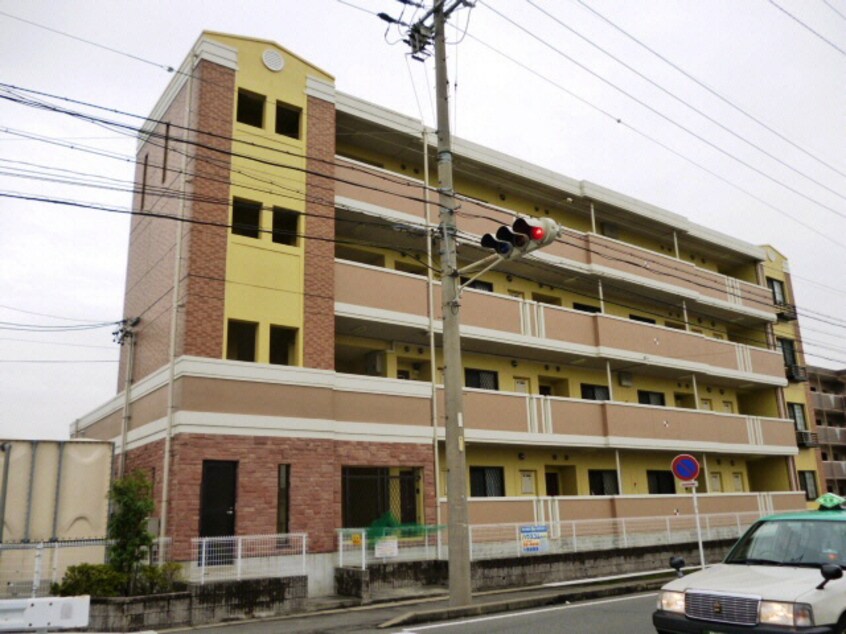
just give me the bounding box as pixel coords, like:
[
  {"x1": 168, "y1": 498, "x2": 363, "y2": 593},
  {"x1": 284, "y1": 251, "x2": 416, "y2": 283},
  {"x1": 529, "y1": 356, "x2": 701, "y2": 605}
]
[{"x1": 176, "y1": 592, "x2": 659, "y2": 634}]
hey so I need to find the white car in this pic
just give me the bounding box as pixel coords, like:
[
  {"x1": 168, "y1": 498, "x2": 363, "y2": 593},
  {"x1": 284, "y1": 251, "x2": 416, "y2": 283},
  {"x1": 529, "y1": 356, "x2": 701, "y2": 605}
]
[{"x1": 653, "y1": 493, "x2": 846, "y2": 633}]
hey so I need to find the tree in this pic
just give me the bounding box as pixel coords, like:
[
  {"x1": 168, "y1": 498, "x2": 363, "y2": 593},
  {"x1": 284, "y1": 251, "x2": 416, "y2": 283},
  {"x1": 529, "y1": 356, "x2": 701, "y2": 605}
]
[{"x1": 107, "y1": 470, "x2": 154, "y2": 588}]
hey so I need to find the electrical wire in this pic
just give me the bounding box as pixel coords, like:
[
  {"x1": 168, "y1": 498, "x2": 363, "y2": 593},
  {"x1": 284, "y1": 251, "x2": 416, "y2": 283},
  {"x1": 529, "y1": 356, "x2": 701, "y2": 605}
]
[{"x1": 768, "y1": 0, "x2": 846, "y2": 58}]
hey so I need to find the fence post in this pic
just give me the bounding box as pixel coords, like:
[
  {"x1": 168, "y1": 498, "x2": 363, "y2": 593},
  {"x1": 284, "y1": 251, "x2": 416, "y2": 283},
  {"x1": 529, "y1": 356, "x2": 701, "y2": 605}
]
[
  {"x1": 31, "y1": 542, "x2": 44, "y2": 598},
  {"x1": 236, "y1": 537, "x2": 243, "y2": 581},
  {"x1": 736, "y1": 514, "x2": 741, "y2": 536},
  {"x1": 302, "y1": 534, "x2": 307, "y2": 575},
  {"x1": 424, "y1": 526, "x2": 429, "y2": 561},
  {"x1": 51, "y1": 541, "x2": 60, "y2": 586},
  {"x1": 338, "y1": 531, "x2": 344, "y2": 568},
  {"x1": 468, "y1": 525, "x2": 473, "y2": 562},
  {"x1": 516, "y1": 525, "x2": 522, "y2": 558},
  {"x1": 361, "y1": 532, "x2": 366, "y2": 571},
  {"x1": 621, "y1": 519, "x2": 628, "y2": 548},
  {"x1": 572, "y1": 522, "x2": 578, "y2": 552},
  {"x1": 666, "y1": 517, "x2": 672, "y2": 544},
  {"x1": 200, "y1": 538, "x2": 207, "y2": 586}
]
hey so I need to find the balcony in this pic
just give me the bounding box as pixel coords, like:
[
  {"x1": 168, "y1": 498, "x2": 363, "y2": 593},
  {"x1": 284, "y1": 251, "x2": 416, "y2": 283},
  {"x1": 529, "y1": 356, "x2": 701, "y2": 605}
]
[
  {"x1": 776, "y1": 302, "x2": 798, "y2": 321},
  {"x1": 335, "y1": 260, "x2": 786, "y2": 384},
  {"x1": 334, "y1": 159, "x2": 778, "y2": 320},
  {"x1": 823, "y1": 461, "x2": 846, "y2": 480},
  {"x1": 817, "y1": 426, "x2": 846, "y2": 446},
  {"x1": 460, "y1": 390, "x2": 796, "y2": 453},
  {"x1": 810, "y1": 392, "x2": 846, "y2": 412},
  {"x1": 786, "y1": 364, "x2": 808, "y2": 382},
  {"x1": 795, "y1": 430, "x2": 819, "y2": 448}
]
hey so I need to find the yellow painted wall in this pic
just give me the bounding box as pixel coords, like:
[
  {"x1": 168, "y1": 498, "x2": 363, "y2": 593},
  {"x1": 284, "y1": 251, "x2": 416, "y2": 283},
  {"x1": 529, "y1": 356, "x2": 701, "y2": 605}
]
[{"x1": 206, "y1": 33, "x2": 333, "y2": 365}]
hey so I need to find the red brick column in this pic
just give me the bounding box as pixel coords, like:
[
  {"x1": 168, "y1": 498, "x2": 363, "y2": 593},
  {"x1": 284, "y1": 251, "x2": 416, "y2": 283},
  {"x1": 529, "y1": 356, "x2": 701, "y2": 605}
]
[{"x1": 303, "y1": 96, "x2": 336, "y2": 370}]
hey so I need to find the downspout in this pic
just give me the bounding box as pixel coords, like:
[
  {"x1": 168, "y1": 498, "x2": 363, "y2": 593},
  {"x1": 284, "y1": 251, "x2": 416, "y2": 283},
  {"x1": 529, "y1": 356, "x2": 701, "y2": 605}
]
[
  {"x1": 159, "y1": 53, "x2": 195, "y2": 555},
  {"x1": 0, "y1": 443, "x2": 11, "y2": 543}
]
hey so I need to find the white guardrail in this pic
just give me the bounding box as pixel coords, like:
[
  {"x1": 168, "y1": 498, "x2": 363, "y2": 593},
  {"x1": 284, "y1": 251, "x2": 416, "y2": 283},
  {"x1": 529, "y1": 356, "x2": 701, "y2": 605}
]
[{"x1": 189, "y1": 533, "x2": 307, "y2": 585}]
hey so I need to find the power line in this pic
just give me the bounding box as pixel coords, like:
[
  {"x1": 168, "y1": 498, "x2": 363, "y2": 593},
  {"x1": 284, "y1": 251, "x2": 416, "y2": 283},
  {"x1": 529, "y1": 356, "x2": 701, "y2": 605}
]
[
  {"x1": 768, "y1": 0, "x2": 846, "y2": 58},
  {"x1": 571, "y1": 0, "x2": 846, "y2": 182},
  {"x1": 481, "y1": 1, "x2": 846, "y2": 226}
]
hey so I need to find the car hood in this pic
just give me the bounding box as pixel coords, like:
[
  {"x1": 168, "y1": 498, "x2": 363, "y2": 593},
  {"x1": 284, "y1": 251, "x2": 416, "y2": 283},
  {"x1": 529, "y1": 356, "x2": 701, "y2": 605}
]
[{"x1": 662, "y1": 563, "x2": 827, "y2": 603}]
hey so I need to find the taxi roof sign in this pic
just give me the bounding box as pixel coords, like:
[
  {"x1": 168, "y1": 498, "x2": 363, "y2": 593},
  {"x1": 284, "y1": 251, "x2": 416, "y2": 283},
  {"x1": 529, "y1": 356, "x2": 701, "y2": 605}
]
[{"x1": 817, "y1": 492, "x2": 846, "y2": 510}]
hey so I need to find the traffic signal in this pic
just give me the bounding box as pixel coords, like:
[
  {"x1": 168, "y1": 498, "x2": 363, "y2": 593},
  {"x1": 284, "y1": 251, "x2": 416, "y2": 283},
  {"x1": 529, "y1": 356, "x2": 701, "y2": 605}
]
[{"x1": 481, "y1": 217, "x2": 560, "y2": 259}]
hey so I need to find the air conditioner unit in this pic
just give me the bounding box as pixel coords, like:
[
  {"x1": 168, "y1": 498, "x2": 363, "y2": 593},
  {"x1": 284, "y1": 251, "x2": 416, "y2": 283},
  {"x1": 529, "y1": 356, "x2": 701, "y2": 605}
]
[
  {"x1": 786, "y1": 364, "x2": 808, "y2": 382},
  {"x1": 618, "y1": 371, "x2": 633, "y2": 387},
  {"x1": 795, "y1": 430, "x2": 819, "y2": 448},
  {"x1": 776, "y1": 302, "x2": 798, "y2": 321}
]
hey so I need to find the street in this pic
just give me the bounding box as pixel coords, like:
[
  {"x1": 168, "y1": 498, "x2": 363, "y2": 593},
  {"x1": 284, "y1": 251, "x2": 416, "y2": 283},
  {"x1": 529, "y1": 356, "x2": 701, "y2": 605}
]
[{"x1": 176, "y1": 592, "x2": 659, "y2": 634}]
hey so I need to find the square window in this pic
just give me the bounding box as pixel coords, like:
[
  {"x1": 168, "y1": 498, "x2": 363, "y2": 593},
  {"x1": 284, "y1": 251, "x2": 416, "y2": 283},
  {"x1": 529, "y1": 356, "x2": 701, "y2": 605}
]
[
  {"x1": 465, "y1": 368, "x2": 499, "y2": 390},
  {"x1": 237, "y1": 89, "x2": 265, "y2": 128},
  {"x1": 573, "y1": 302, "x2": 601, "y2": 313},
  {"x1": 269, "y1": 326, "x2": 296, "y2": 365},
  {"x1": 798, "y1": 471, "x2": 818, "y2": 500},
  {"x1": 226, "y1": 320, "x2": 257, "y2": 362},
  {"x1": 588, "y1": 470, "x2": 618, "y2": 495},
  {"x1": 276, "y1": 101, "x2": 301, "y2": 139},
  {"x1": 272, "y1": 207, "x2": 299, "y2": 246},
  {"x1": 232, "y1": 198, "x2": 262, "y2": 238},
  {"x1": 581, "y1": 384, "x2": 610, "y2": 401},
  {"x1": 470, "y1": 466, "x2": 504, "y2": 497},
  {"x1": 637, "y1": 390, "x2": 666, "y2": 406},
  {"x1": 647, "y1": 470, "x2": 675, "y2": 494}
]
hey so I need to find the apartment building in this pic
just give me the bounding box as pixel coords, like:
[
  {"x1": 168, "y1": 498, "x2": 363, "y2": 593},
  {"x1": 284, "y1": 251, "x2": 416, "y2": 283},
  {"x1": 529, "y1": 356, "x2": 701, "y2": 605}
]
[
  {"x1": 72, "y1": 32, "x2": 818, "y2": 559},
  {"x1": 808, "y1": 366, "x2": 846, "y2": 496}
]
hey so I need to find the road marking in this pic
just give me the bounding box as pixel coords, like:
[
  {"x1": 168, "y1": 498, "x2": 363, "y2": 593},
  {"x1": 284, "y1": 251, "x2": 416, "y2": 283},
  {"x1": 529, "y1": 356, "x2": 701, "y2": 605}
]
[{"x1": 400, "y1": 592, "x2": 657, "y2": 632}]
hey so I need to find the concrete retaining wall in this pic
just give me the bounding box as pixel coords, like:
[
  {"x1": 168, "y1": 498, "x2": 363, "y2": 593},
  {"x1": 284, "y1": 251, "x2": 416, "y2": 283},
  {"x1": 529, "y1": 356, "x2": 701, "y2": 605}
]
[
  {"x1": 335, "y1": 539, "x2": 734, "y2": 600},
  {"x1": 89, "y1": 576, "x2": 307, "y2": 631}
]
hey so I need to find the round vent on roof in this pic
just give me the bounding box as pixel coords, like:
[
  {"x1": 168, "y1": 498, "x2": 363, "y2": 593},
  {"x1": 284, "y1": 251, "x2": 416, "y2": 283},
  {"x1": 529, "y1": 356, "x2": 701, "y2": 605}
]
[{"x1": 262, "y1": 49, "x2": 284, "y2": 72}]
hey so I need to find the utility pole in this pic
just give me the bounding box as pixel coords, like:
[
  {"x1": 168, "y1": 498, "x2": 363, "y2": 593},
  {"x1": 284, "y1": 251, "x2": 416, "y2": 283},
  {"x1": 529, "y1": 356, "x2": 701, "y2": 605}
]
[
  {"x1": 432, "y1": 1, "x2": 472, "y2": 608},
  {"x1": 114, "y1": 317, "x2": 140, "y2": 478}
]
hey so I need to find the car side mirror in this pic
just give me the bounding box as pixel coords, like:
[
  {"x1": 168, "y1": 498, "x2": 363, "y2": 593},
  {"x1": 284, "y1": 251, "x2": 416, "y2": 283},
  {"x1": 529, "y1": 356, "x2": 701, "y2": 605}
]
[
  {"x1": 817, "y1": 563, "x2": 843, "y2": 590},
  {"x1": 670, "y1": 556, "x2": 686, "y2": 578}
]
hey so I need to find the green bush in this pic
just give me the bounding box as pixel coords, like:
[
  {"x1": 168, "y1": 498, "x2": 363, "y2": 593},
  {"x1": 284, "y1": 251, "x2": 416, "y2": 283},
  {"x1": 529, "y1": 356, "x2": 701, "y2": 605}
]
[
  {"x1": 53, "y1": 562, "x2": 184, "y2": 597},
  {"x1": 52, "y1": 563, "x2": 127, "y2": 597}
]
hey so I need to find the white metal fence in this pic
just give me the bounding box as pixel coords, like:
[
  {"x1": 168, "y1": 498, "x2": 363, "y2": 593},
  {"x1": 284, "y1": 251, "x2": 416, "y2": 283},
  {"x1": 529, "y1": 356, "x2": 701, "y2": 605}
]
[
  {"x1": 336, "y1": 525, "x2": 445, "y2": 569},
  {"x1": 0, "y1": 538, "x2": 171, "y2": 598},
  {"x1": 337, "y1": 512, "x2": 761, "y2": 569},
  {"x1": 189, "y1": 533, "x2": 307, "y2": 584}
]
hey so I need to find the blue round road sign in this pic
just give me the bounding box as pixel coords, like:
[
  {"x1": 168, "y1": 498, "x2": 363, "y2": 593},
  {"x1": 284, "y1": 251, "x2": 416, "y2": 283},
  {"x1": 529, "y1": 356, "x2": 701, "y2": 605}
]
[{"x1": 671, "y1": 454, "x2": 700, "y2": 481}]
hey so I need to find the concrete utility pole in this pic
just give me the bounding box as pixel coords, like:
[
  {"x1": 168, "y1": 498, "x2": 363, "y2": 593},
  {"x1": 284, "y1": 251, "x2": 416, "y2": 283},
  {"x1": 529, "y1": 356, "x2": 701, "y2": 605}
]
[{"x1": 432, "y1": 1, "x2": 473, "y2": 608}]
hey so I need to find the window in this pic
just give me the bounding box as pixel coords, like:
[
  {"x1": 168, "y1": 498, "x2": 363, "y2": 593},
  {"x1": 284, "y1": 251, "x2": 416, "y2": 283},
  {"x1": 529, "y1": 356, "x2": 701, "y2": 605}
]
[
  {"x1": 269, "y1": 326, "x2": 296, "y2": 365},
  {"x1": 460, "y1": 278, "x2": 493, "y2": 292},
  {"x1": 629, "y1": 314, "x2": 656, "y2": 324},
  {"x1": 573, "y1": 302, "x2": 601, "y2": 313},
  {"x1": 272, "y1": 207, "x2": 299, "y2": 246},
  {"x1": 470, "y1": 466, "x2": 505, "y2": 497},
  {"x1": 732, "y1": 472, "x2": 744, "y2": 492},
  {"x1": 787, "y1": 402, "x2": 808, "y2": 431},
  {"x1": 277, "y1": 464, "x2": 290, "y2": 533},
  {"x1": 232, "y1": 198, "x2": 262, "y2": 238},
  {"x1": 341, "y1": 467, "x2": 420, "y2": 527},
  {"x1": 638, "y1": 390, "x2": 666, "y2": 406},
  {"x1": 275, "y1": 101, "x2": 301, "y2": 139},
  {"x1": 722, "y1": 401, "x2": 734, "y2": 413},
  {"x1": 777, "y1": 338, "x2": 797, "y2": 366},
  {"x1": 465, "y1": 368, "x2": 499, "y2": 390},
  {"x1": 588, "y1": 470, "x2": 619, "y2": 495},
  {"x1": 237, "y1": 89, "x2": 264, "y2": 127},
  {"x1": 599, "y1": 222, "x2": 618, "y2": 239},
  {"x1": 647, "y1": 470, "x2": 675, "y2": 494},
  {"x1": 532, "y1": 292, "x2": 560, "y2": 306},
  {"x1": 798, "y1": 471, "x2": 818, "y2": 501},
  {"x1": 767, "y1": 277, "x2": 786, "y2": 305},
  {"x1": 581, "y1": 384, "x2": 610, "y2": 401},
  {"x1": 700, "y1": 398, "x2": 712, "y2": 410},
  {"x1": 226, "y1": 320, "x2": 257, "y2": 362}
]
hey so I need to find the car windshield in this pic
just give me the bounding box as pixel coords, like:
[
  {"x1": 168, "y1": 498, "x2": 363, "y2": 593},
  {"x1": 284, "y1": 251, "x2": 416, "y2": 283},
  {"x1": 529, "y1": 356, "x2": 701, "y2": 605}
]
[{"x1": 726, "y1": 519, "x2": 846, "y2": 567}]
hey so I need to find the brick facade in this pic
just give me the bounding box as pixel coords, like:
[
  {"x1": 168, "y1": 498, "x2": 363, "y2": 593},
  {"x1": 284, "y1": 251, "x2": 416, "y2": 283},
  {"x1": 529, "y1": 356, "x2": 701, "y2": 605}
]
[
  {"x1": 303, "y1": 95, "x2": 336, "y2": 370},
  {"x1": 127, "y1": 433, "x2": 436, "y2": 560}
]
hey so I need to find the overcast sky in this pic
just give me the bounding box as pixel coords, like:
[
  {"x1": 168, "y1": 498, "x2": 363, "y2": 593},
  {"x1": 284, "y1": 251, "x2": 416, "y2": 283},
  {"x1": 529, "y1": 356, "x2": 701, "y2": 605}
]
[{"x1": 1, "y1": 0, "x2": 844, "y2": 440}]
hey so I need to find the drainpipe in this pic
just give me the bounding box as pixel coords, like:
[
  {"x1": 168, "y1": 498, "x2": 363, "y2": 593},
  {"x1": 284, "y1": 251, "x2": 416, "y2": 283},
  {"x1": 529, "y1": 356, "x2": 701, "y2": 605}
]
[
  {"x1": 0, "y1": 443, "x2": 11, "y2": 543},
  {"x1": 24, "y1": 441, "x2": 37, "y2": 542},
  {"x1": 159, "y1": 53, "x2": 195, "y2": 556}
]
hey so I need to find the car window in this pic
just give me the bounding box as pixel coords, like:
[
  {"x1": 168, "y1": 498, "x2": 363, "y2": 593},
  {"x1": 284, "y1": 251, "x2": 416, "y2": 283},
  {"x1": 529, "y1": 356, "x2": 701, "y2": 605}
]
[{"x1": 726, "y1": 519, "x2": 846, "y2": 567}]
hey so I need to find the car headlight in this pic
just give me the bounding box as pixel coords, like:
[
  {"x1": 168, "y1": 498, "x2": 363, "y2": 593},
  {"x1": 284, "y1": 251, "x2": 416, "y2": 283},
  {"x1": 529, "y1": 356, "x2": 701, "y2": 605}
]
[
  {"x1": 657, "y1": 591, "x2": 685, "y2": 614},
  {"x1": 759, "y1": 601, "x2": 814, "y2": 627}
]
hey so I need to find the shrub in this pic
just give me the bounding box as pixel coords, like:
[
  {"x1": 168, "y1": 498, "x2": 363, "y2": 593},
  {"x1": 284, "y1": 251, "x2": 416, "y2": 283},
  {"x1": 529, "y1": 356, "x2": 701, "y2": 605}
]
[
  {"x1": 134, "y1": 562, "x2": 185, "y2": 595},
  {"x1": 52, "y1": 563, "x2": 127, "y2": 597}
]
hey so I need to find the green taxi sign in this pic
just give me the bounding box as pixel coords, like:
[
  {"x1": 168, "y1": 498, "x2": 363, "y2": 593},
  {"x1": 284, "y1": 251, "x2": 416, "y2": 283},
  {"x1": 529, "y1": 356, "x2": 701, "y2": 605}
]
[{"x1": 816, "y1": 492, "x2": 846, "y2": 510}]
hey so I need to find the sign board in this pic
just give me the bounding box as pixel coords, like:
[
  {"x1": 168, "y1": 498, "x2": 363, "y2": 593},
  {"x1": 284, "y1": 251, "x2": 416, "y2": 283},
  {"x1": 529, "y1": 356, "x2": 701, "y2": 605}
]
[
  {"x1": 681, "y1": 480, "x2": 698, "y2": 488},
  {"x1": 374, "y1": 536, "x2": 399, "y2": 558},
  {"x1": 671, "y1": 454, "x2": 700, "y2": 481},
  {"x1": 520, "y1": 525, "x2": 549, "y2": 554}
]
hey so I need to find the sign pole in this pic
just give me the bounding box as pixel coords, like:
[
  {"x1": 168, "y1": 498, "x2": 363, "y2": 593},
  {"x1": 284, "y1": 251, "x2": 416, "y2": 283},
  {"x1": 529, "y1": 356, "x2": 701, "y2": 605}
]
[{"x1": 691, "y1": 482, "x2": 706, "y2": 570}]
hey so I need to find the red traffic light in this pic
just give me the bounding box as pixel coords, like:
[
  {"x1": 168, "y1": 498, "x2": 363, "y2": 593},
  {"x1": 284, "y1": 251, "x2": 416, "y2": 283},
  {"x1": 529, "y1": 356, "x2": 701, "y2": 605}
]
[{"x1": 529, "y1": 225, "x2": 545, "y2": 241}]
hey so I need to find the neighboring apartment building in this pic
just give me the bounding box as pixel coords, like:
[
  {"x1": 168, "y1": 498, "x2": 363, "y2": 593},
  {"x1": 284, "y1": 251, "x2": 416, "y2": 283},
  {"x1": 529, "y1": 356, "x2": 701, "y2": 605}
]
[
  {"x1": 72, "y1": 32, "x2": 818, "y2": 560},
  {"x1": 808, "y1": 366, "x2": 846, "y2": 496}
]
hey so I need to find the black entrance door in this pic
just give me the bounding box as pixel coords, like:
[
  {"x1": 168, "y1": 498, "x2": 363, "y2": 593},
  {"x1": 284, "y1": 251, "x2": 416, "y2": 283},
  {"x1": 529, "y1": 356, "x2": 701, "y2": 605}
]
[
  {"x1": 200, "y1": 460, "x2": 237, "y2": 537},
  {"x1": 199, "y1": 460, "x2": 237, "y2": 565}
]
